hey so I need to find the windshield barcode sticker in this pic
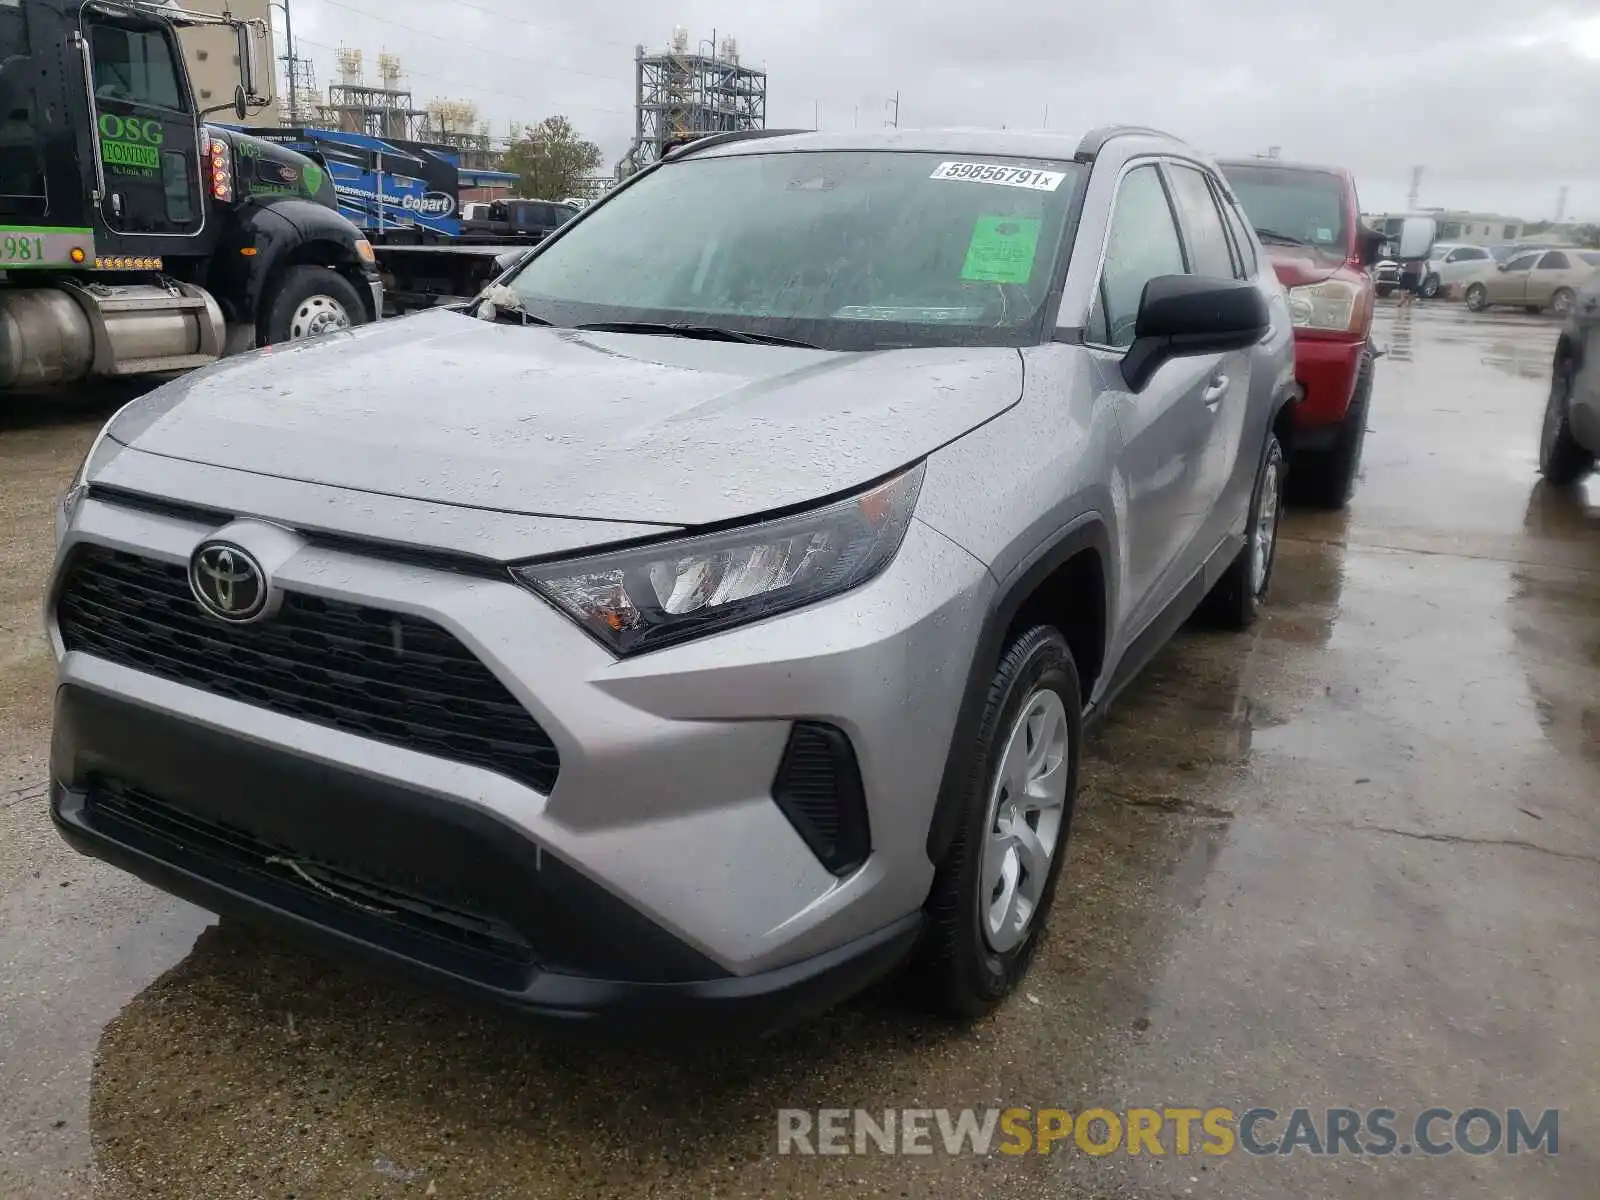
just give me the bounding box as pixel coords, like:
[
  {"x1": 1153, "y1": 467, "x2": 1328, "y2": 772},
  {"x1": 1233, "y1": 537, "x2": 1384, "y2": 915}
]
[{"x1": 930, "y1": 162, "x2": 1065, "y2": 191}]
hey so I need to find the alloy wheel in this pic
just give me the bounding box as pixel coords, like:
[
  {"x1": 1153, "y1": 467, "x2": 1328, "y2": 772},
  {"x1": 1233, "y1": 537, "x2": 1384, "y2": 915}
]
[
  {"x1": 980, "y1": 689, "x2": 1070, "y2": 953},
  {"x1": 1251, "y1": 450, "x2": 1284, "y2": 596}
]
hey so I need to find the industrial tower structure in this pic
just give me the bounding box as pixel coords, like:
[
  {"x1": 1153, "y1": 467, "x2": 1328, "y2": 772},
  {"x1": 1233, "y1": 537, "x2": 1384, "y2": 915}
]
[
  {"x1": 320, "y1": 49, "x2": 429, "y2": 140},
  {"x1": 617, "y1": 28, "x2": 766, "y2": 177}
]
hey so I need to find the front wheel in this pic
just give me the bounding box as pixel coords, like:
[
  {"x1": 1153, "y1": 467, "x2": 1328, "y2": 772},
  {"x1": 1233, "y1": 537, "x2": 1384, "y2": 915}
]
[
  {"x1": 260, "y1": 266, "x2": 370, "y2": 346},
  {"x1": 1419, "y1": 273, "x2": 1440, "y2": 299},
  {"x1": 1551, "y1": 288, "x2": 1576, "y2": 318},
  {"x1": 1540, "y1": 359, "x2": 1596, "y2": 485},
  {"x1": 1465, "y1": 283, "x2": 1488, "y2": 312},
  {"x1": 914, "y1": 626, "x2": 1081, "y2": 1018}
]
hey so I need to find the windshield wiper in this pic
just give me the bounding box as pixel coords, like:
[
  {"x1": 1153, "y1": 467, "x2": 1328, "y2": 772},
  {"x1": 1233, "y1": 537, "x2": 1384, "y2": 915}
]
[
  {"x1": 1253, "y1": 227, "x2": 1312, "y2": 247},
  {"x1": 573, "y1": 321, "x2": 819, "y2": 349}
]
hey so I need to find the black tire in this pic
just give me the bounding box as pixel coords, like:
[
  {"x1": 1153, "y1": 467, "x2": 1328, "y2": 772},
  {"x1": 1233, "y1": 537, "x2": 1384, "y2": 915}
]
[
  {"x1": 1551, "y1": 288, "x2": 1576, "y2": 318},
  {"x1": 1201, "y1": 432, "x2": 1286, "y2": 630},
  {"x1": 913, "y1": 626, "x2": 1082, "y2": 1019},
  {"x1": 1465, "y1": 283, "x2": 1488, "y2": 312},
  {"x1": 1376, "y1": 284, "x2": 1396, "y2": 299},
  {"x1": 1293, "y1": 348, "x2": 1373, "y2": 510},
  {"x1": 1525, "y1": 305, "x2": 1543, "y2": 316},
  {"x1": 1419, "y1": 273, "x2": 1440, "y2": 299},
  {"x1": 1539, "y1": 358, "x2": 1596, "y2": 485},
  {"x1": 260, "y1": 266, "x2": 369, "y2": 347}
]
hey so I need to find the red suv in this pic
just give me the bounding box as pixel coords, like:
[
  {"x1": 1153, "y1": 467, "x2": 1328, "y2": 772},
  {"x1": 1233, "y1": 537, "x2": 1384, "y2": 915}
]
[{"x1": 1218, "y1": 159, "x2": 1382, "y2": 508}]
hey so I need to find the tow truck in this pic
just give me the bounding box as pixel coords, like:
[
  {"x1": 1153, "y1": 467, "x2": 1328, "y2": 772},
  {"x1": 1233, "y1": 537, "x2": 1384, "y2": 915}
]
[
  {"x1": 0, "y1": 0, "x2": 380, "y2": 391},
  {"x1": 236, "y1": 125, "x2": 553, "y2": 313}
]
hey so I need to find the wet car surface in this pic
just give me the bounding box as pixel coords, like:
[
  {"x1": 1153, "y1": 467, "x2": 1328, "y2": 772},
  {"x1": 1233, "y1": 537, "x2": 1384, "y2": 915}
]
[{"x1": 2, "y1": 304, "x2": 1597, "y2": 1199}]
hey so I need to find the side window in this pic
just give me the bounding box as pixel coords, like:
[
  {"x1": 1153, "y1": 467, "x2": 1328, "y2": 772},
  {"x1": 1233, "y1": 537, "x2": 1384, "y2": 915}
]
[
  {"x1": 1505, "y1": 253, "x2": 1540, "y2": 272},
  {"x1": 1464, "y1": 248, "x2": 1489, "y2": 262},
  {"x1": 1089, "y1": 165, "x2": 1187, "y2": 349},
  {"x1": 0, "y1": 8, "x2": 48, "y2": 215},
  {"x1": 90, "y1": 23, "x2": 185, "y2": 112},
  {"x1": 1537, "y1": 252, "x2": 1569, "y2": 271},
  {"x1": 1215, "y1": 185, "x2": 1257, "y2": 279},
  {"x1": 1164, "y1": 164, "x2": 1234, "y2": 279}
]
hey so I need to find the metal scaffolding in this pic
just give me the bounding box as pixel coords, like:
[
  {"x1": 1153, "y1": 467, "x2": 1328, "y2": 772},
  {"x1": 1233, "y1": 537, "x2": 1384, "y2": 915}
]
[{"x1": 617, "y1": 29, "x2": 766, "y2": 177}]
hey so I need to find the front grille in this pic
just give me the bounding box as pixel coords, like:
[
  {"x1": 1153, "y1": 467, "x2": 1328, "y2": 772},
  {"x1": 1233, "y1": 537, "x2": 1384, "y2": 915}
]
[
  {"x1": 86, "y1": 777, "x2": 536, "y2": 982},
  {"x1": 56, "y1": 544, "x2": 560, "y2": 793}
]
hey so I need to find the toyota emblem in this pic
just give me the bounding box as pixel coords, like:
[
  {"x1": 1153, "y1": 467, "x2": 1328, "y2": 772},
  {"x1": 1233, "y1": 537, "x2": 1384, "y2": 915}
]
[{"x1": 189, "y1": 541, "x2": 269, "y2": 622}]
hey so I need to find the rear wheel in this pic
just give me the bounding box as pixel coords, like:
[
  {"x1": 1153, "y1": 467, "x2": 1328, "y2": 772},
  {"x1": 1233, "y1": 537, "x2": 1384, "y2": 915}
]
[
  {"x1": 260, "y1": 266, "x2": 369, "y2": 346},
  {"x1": 1293, "y1": 348, "x2": 1373, "y2": 510},
  {"x1": 1526, "y1": 305, "x2": 1544, "y2": 316},
  {"x1": 1465, "y1": 283, "x2": 1488, "y2": 312},
  {"x1": 914, "y1": 626, "x2": 1081, "y2": 1018},
  {"x1": 1539, "y1": 358, "x2": 1596, "y2": 485},
  {"x1": 1202, "y1": 432, "x2": 1286, "y2": 629}
]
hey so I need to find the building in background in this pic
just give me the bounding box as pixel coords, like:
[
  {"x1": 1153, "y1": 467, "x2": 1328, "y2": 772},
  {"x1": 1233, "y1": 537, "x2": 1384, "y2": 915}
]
[
  {"x1": 178, "y1": 0, "x2": 282, "y2": 126},
  {"x1": 1364, "y1": 210, "x2": 1526, "y2": 246}
]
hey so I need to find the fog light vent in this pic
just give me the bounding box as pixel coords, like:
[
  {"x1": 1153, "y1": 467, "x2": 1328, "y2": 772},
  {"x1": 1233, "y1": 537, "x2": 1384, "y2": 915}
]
[{"x1": 771, "y1": 722, "x2": 870, "y2": 876}]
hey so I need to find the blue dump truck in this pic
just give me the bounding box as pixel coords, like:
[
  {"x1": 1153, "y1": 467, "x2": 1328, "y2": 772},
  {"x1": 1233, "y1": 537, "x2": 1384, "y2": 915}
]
[{"x1": 236, "y1": 126, "x2": 544, "y2": 312}]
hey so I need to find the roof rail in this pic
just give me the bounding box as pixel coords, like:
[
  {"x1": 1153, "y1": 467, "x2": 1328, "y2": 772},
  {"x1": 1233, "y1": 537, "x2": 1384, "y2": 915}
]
[
  {"x1": 1074, "y1": 125, "x2": 1180, "y2": 163},
  {"x1": 665, "y1": 128, "x2": 812, "y2": 159}
]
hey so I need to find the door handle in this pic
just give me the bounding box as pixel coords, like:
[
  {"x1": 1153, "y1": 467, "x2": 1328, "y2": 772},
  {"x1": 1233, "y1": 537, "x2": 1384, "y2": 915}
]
[{"x1": 1202, "y1": 374, "x2": 1229, "y2": 406}]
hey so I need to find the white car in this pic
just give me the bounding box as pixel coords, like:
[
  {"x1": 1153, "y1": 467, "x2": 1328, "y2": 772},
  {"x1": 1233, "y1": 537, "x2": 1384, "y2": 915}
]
[{"x1": 1418, "y1": 243, "x2": 1496, "y2": 298}]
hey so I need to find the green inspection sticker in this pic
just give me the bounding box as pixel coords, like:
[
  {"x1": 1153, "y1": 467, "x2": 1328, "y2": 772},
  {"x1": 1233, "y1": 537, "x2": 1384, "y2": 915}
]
[{"x1": 961, "y1": 215, "x2": 1041, "y2": 284}]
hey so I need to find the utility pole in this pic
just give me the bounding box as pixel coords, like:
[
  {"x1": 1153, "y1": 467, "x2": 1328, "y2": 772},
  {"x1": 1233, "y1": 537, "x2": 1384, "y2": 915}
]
[
  {"x1": 1406, "y1": 165, "x2": 1424, "y2": 211},
  {"x1": 1042, "y1": 102, "x2": 1049, "y2": 128},
  {"x1": 1556, "y1": 185, "x2": 1569, "y2": 223},
  {"x1": 271, "y1": 0, "x2": 299, "y2": 124},
  {"x1": 885, "y1": 91, "x2": 900, "y2": 128}
]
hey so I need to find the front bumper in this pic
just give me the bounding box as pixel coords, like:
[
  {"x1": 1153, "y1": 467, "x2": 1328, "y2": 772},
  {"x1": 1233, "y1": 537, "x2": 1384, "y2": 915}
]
[
  {"x1": 1289, "y1": 333, "x2": 1365, "y2": 438},
  {"x1": 48, "y1": 488, "x2": 990, "y2": 1020},
  {"x1": 49, "y1": 699, "x2": 920, "y2": 1032}
]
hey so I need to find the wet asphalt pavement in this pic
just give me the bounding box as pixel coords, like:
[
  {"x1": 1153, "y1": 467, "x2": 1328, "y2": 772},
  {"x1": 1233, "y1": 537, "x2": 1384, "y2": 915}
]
[{"x1": 2, "y1": 304, "x2": 1597, "y2": 1198}]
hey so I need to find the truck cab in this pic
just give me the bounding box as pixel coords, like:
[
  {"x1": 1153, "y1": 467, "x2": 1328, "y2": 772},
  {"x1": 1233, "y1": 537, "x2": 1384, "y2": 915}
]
[{"x1": 0, "y1": 0, "x2": 380, "y2": 390}]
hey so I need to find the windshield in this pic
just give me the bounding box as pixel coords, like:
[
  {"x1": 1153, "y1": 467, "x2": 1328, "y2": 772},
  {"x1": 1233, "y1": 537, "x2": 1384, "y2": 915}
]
[
  {"x1": 497, "y1": 150, "x2": 1086, "y2": 350},
  {"x1": 1220, "y1": 163, "x2": 1349, "y2": 255}
]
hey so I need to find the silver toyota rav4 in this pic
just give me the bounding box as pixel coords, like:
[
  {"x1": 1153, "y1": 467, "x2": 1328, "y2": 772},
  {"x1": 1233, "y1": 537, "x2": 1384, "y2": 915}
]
[{"x1": 49, "y1": 127, "x2": 1297, "y2": 1031}]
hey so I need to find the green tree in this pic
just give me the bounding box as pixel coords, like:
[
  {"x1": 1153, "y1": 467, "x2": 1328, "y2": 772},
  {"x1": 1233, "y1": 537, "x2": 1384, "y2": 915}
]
[{"x1": 503, "y1": 116, "x2": 603, "y2": 199}]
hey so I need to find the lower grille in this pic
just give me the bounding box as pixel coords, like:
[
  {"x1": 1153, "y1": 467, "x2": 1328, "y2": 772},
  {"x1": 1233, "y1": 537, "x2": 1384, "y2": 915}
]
[
  {"x1": 55, "y1": 544, "x2": 559, "y2": 793},
  {"x1": 87, "y1": 777, "x2": 537, "y2": 983},
  {"x1": 771, "y1": 722, "x2": 871, "y2": 875}
]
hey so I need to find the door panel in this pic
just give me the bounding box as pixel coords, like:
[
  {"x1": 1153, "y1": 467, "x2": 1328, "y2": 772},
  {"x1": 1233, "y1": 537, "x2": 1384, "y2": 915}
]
[
  {"x1": 86, "y1": 17, "x2": 204, "y2": 236},
  {"x1": 1088, "y1": 163, "x2": 1211, "y2": 628},
  {"x1": 1490, "y1": 254, "x2": 1539, "y2": 304}
]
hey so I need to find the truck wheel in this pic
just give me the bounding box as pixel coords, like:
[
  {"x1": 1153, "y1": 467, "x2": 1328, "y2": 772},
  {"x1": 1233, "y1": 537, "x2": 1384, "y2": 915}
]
[
  {"x1": 913, "y1": 625, "x2": 1081, "y2": 1018},
  {"x1": 1465, "y1": 284, "x2": 1488, "y2": 312},
  {"x1": 1539, "y1": 358, "x2": 1596, "y2": 485},
  {"x1": 1294, "y1": 347, "x2": 1373, "y2": 510},
  {"x1": 1201, "y1": 431, "x2": 1285, "y2": 630},
  {"x1": 260, "y1": 267, "x2": 369, "y2": 346}
]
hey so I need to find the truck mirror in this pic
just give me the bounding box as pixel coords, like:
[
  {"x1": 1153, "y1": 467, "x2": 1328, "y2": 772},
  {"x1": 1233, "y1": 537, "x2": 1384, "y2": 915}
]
[
  {"x1": 1396, "y1": 216, "x2": 1436, "y2": 262},
  {"x1": 236, "y1": 23, "x2": 257, "y2": 106}
]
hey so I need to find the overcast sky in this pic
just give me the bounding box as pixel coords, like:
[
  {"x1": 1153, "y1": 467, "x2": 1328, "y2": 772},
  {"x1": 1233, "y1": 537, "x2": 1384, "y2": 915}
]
[{"x1": 279, "y1": 0, "x2": 1600, "y2": 220}]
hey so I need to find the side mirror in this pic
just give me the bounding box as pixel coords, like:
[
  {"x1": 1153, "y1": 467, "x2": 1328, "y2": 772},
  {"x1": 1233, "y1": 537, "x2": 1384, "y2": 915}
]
[
  {"x1": 1121, "y1": 275, "x2": 1269, "y2": 392},
  {"x1": 1356, "y1": 225, "x2": 1385, "y2": 267},
  {"x1": 1396, "y1": 216, "x2": 1436, "y2": 261},
  {"x1": 494, "y1": 247, "x2": 536, "y2": 274}
]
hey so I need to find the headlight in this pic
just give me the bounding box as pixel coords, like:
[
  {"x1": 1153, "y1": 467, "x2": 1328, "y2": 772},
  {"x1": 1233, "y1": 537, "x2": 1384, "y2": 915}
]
[
  {"x1": 1287, "y1": 279, "x2": 1361, "y2": 331},
  {"x1": 514, "y1": 465, "x2": 925, "y2": 656}
]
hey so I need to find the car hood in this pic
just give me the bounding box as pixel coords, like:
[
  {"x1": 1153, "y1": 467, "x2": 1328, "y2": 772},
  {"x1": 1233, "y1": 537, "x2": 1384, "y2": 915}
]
[
  {"x1": 105, "y1": 310, "x2": 1024, "y2": 527},
  {"x1": 1262, "y1": 242, "x2": 1349, "y2": 288}
]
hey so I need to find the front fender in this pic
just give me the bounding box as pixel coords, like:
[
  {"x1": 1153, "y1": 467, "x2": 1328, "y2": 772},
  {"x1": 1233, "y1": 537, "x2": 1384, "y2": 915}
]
[{"x1": 208, "y1": 200, "x2": 377, "y2": 327}]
